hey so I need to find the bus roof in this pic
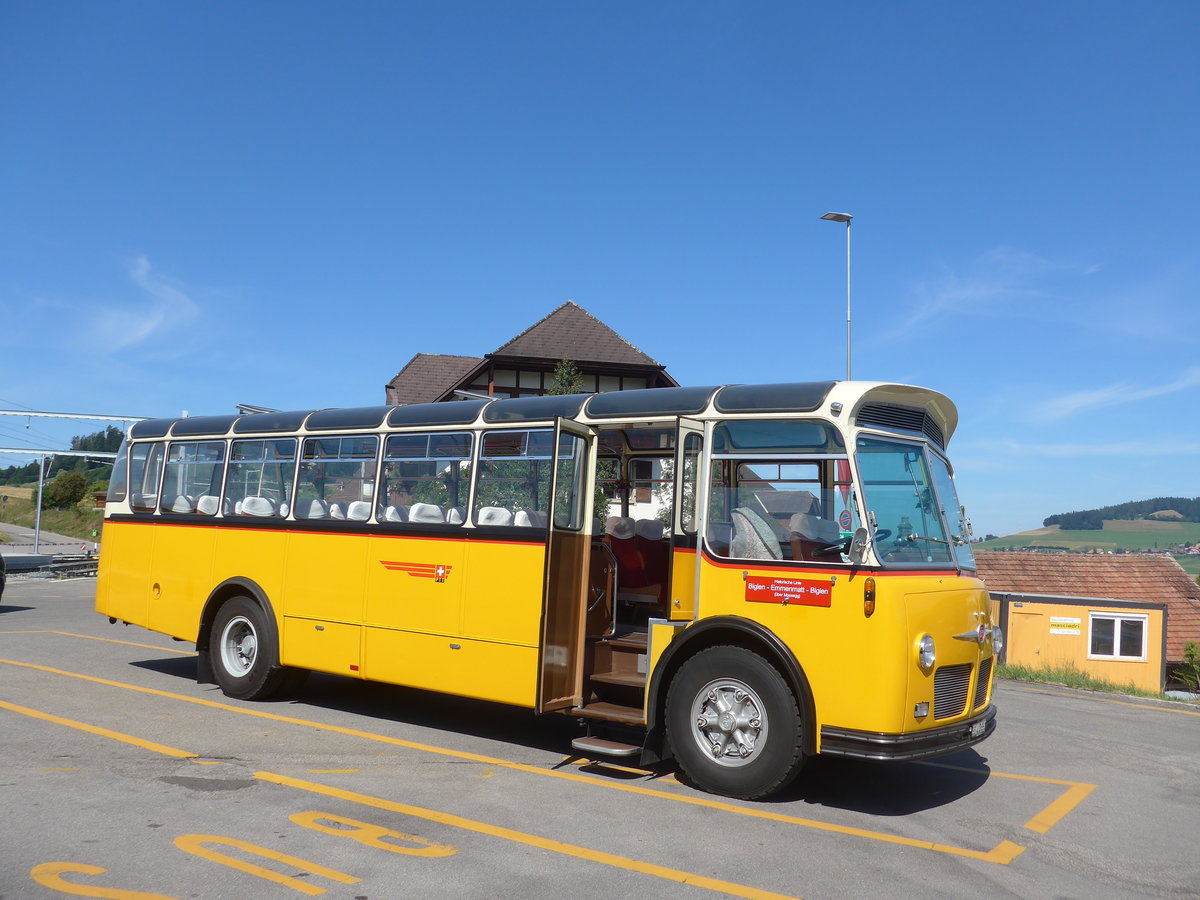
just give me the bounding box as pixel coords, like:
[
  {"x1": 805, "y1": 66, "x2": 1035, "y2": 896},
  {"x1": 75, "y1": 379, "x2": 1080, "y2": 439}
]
[{"x1": 127, "y1": 381, "x2": 957, "y2": 447}]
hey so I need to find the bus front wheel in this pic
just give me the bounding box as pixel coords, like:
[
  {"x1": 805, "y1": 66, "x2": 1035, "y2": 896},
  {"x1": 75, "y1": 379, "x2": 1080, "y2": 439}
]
[
  {"x1": 666, "y1": 645, "x2": 805, "y2": 800},
  {"x1": 211, "y1": 596, "x2": 295, "y2": 700}
]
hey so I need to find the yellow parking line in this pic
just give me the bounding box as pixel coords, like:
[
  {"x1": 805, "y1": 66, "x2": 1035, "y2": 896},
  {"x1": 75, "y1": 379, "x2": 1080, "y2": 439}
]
[
  {"x1": 0, "y1": 698, "x2": 196, "y2": 759},
  {"x1": 0, "y1": 688, "x2": 804, "y2": 899},
  {"x1": 0, "y1": 656, "x2": 1023, "y2": 864},
  {"x1": 257, "y1": 770, "x2": 802, "y2": 900},
  {"x1": 0, "y1": 629, "x2": 196, "y2": 655},
  {"x1": 924, "y1": 762, "x2": 1096, "y2": 834}
]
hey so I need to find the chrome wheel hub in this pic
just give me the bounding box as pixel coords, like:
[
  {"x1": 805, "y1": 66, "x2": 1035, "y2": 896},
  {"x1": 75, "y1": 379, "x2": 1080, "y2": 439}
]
[
  {"x1": 220, "y1": 615, "x2": 257, "y2": 677},
  {"x1": 688, "y1": 678, "x2": 767, "y2": 768}
]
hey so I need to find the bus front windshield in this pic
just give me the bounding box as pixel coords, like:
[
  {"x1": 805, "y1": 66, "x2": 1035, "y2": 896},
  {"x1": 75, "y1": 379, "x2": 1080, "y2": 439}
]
[{"x1": 855, "y1": 437, "x2": 957, "y2": 567}]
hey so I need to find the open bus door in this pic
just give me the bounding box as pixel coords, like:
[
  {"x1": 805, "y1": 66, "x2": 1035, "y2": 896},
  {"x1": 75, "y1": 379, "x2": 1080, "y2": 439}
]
[
  {"x1": 535, "y1": 418, "x2": 597, "y2": 713},
  {"x1": 667, "y1": 418, "x2": 705, "y2": 621}
]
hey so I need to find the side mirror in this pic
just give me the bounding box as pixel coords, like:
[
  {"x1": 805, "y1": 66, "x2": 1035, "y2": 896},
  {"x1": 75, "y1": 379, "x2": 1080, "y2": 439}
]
[{"x1": 848, "y1": 526, "x2": 870, "y2": 565}]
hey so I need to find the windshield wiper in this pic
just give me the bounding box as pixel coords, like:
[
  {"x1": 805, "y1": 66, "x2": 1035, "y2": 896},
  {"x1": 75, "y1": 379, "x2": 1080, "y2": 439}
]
[{"x1": 904, "y1": 533, "x2": 949, "y2": 546}]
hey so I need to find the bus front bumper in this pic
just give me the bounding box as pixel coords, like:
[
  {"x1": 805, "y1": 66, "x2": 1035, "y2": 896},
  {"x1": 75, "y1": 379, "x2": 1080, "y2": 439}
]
[{"x1": 819, "y1": 704, "x2": 996, "y2": 762}]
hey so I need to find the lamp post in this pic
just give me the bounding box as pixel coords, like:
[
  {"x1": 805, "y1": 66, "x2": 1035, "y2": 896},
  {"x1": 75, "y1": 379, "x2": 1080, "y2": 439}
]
[{"x1": 821, "y1": 211, "x2": 853, "y2": 380}]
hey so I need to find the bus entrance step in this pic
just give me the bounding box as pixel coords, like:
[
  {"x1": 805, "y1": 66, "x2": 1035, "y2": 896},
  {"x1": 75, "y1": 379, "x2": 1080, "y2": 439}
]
[
  {"x1": 590, "y1": 670, "x2": 645, "y2": 688},
  {"x1": 571, "y1": 736, "x2": 641, "y2": 759},
  {"x1": 570, "y1": 701, "x2": 644, "y2": 725}
]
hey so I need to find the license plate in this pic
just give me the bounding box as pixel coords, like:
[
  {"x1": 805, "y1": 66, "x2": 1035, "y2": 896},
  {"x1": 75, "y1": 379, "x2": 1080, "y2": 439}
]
[{"x1": 970, "y1": 720, "x2": 986, "y2": 738}]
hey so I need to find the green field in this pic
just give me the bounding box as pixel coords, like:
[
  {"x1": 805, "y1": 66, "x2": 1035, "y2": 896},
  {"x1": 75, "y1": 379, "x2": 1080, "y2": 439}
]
[{"x1": 977, "y1": 520, "x2": 1200, "y2": 577}]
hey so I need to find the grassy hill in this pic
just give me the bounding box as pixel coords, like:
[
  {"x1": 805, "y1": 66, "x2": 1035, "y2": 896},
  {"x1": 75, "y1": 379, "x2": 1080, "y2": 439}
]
[{"x1": 977, "y1": 520, "x2": 1200, "y2": 577}]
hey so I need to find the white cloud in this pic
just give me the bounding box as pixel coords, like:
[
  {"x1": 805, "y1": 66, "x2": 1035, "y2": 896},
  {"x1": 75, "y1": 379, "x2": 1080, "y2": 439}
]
[
  {"x1": 1033, "y1": 366, "x2": 1200, "y2": 421},
  {"x1": 90, "y1": 256, "x2": 200, "y2": 351},
  {"x1": 875, "y1": 246, "x2": 1095, "y2": 342}
]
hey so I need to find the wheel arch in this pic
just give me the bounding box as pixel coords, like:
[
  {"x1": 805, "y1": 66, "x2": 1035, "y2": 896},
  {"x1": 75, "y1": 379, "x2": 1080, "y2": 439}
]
[
  {"x1": 195, "y1": 577, "x2": 281, "y2": 685},
  {"x1": 642, "y1": 616, "x2": 817, "y2": 764}
]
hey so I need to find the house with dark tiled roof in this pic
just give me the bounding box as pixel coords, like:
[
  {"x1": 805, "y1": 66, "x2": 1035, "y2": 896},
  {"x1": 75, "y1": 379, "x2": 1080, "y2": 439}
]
[
  {"x1": 975, "y1": 550, "x2": 1200, "y2": 691},
  {"x1": 385, "y1": 301, "x2": 677, "y2": 406}
]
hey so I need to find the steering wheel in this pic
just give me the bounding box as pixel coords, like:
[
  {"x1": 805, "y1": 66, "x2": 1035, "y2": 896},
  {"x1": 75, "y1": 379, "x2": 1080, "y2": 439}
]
[{"x1": 811, "y1": 528, "x2": 893, "y2": 558}]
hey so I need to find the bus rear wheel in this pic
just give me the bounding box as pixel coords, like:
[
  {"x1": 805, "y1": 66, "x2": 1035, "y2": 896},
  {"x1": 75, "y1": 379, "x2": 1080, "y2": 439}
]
[
  {"x1": 211, "y1": 596, "x2": 298, "y2": 700},
  {"x1": 666, "y1": 645, "x2": 805, "y2": 800}
]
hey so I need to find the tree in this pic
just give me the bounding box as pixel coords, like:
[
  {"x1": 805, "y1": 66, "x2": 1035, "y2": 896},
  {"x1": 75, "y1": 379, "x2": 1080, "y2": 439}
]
[
  {"x1": 42, "y1": 471, "x2": 89, "y2": 510},
  {"x1": 547, "y1": 359, "x2": 584, "y2": 395}
]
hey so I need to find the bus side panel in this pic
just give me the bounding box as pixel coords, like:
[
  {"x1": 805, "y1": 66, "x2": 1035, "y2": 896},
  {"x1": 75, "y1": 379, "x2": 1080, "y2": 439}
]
[
  {"x1": 365, "y1": 534, "x2": 467, "y2": 637},
  {"x1": 211, "y1": 525, "x2": 287, "y2": 629},
  {"x1": 284, "y1": 531, "x2": 368, "y2": 622},
  {"x1": 278, "y1": 530, "x2": 369, "y2": 675},
  {"x1": 363, "y1": 628, "x2": 537, "y2": 707},
  {"x1": 460, "y1": 537, "x2": 545, "y2": 647},
  {"x1": 147, "y1": 523, "x2": 215, "y2": 641},
  {"x1": 96, "y1": 519, "x2": 153, "y2": 627},
  {"x1": 695, "y1": 557, "x2": 914, "y2": 738},
  {"x1": 668, "y1": 547, "x2": 697, "y2": 621}
]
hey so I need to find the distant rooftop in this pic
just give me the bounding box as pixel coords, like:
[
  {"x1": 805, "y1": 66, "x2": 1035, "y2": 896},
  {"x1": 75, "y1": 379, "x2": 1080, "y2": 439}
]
[
  {"x1": 385, "y1": 301, "x2": 675, "y2": 405},
  {"x1": 975, "y1": 550, "x2": 1200, "y2": 662}
]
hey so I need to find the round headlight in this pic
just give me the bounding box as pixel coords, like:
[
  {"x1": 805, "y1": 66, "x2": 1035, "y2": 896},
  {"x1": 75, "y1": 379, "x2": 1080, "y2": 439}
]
[
  {"x1": 992, "y1": 625, "x2": 1004, "y2": 656},
  {"x1": 918, "y1": 634, "x2": 936, "y2": 672}
]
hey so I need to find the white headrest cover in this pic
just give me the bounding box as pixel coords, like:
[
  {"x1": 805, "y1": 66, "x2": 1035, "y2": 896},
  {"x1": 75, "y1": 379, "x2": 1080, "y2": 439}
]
[
  {"x1": 635, "y1": 518, "x2": 665, "y2": 541},
  {"x1": 408, "y1": 502, "x2": 445, "y2": 523},
  {"x1": 478, "y1": 506, "x2": 514, "y2": 526},
  {"x1": 606, "y1": 516, "x2": 635, "y2": 539},
  {"x1": 298, "y1": 498, "x2": 329, "y2": 519},
  {"x1": 240, "y1": 496, "x2": 277, "y2": 517}
]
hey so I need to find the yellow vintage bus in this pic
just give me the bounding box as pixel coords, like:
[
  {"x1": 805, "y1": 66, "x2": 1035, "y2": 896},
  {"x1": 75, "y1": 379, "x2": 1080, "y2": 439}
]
[{"x1": 97, "y1": 381, "x2": 999, "y2": 799}]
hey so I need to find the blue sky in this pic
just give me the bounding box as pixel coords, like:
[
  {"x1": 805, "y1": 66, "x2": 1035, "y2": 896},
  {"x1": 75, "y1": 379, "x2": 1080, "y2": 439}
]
[{"x1": 2, "y1": 1, "x2": 1197, "y2": 537}]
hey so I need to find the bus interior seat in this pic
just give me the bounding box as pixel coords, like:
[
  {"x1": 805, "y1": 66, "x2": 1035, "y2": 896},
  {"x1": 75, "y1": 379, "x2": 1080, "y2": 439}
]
[
  {"x1": 788, "y1": 510, "x2": 841, "y2": 560},
  {"x1": 168, "y1": 494, "x2": 195, "y2": 514},
  {"x1": 297, "y1": 498, "x2": 330, "y2": 519},
  {"x1": 196, "y1": 495, "x2": 220, "y2": 516},
  {"x1": 240, "y1": 496, "x2": 278, "y2": 517},
  {"x1": 514, "y1": 509, "x2": 547, "y2": 527},
  {"x1": 731, "y1": 507, "x2": 782, "y2": 560},
  {"x1": 408, "y1": 502, "x2": 446, "y2": 523},
  {"x1": 477, "y1": 506, "x2": 514, "y2": 526},
  {"x1": 347, "y1": 501, "x2": 371, "y2": 521},
  {"x1": 606, "y1": 516, "x2": 635, "y2": 540},
  {"x1": 447, "y1": 506, "x2": 465, "y2": 524},
  {"x1": 382, "y1": 504, "x2": 409, "y2": 522},
  {"x1": 279, "y1": 501, "x2": 290, "y2": 518},
  {"x1": 329, "y1": 501, "x2": 347, "y2": 520}
]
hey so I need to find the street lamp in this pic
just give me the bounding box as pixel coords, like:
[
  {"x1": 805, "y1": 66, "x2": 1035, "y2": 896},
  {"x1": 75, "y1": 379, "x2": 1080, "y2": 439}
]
[{"x1": 821, "y1": 211, "x2": 853, "y2": 380}]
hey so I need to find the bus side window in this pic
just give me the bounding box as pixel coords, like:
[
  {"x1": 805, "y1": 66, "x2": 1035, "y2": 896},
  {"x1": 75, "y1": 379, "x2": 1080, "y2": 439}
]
[
  {"x1": 472, "y1": 429, "x2": 554, "y2": 527},
  {"x1": 161, "y1": 441, "x2": 225, "y2": 516},
  {"x1": 225, "y1": 439, "x2": 297, "y2": 518},
  {"x1": 298, "y1": 435, "x2": 378, "y2": 523},
  {"x1": 381, "y1": 432, "x2": 472, "y2": 527},
  {"x1": 129, "y1": 443, "x2": 165, "y2": 512}
]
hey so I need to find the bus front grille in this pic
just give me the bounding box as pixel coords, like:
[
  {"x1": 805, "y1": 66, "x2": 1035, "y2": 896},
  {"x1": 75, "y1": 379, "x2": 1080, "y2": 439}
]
[
  {"x1": 933, "y1": 663, "x2": 971, "y2": 719},
  {"x1": 974, "y1": 657, "x2": 993, "y2": 709}
]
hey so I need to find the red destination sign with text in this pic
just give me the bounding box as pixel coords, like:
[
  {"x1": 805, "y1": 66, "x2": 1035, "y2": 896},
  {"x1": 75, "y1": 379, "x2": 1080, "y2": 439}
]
[{"x1": 744, "y1": 576, "x2": 832, "y2": 607}]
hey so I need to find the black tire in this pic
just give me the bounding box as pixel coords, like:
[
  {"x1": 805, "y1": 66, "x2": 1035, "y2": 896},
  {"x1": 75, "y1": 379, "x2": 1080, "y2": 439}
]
[
  {"x1": 666, "y1": 645, "x2": 805, "y2": 800},
  {"x1": 210, "y1": 595, "x2": 293, "y2": 700}
]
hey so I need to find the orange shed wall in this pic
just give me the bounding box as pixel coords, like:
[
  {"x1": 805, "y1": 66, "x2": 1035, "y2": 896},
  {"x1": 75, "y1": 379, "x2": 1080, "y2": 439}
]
[{"x1": 998, "y1": 596, "x2": 1166, "y2": 693}]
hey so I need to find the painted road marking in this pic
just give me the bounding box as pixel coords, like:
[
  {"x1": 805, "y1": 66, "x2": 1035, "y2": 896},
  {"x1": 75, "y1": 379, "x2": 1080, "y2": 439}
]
[
  {"x1": 1, "y1": 695, "x2": 805, "y2": 900},
  {"x1": 1, "y1": 656, "x2": 1027, "y2": 863},
  {"x1": 923, "y1": 762, "x2": 1096, "y2": 835},
  {"x1": 0, "y1": 629, "x2": 196, "y2": 655},
  {"x1": 258, "y1": 771, "x2": 804, "y2": 900},
  {"x1": 0, "y1": 698, "x2": 197, "y2": 759}
]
